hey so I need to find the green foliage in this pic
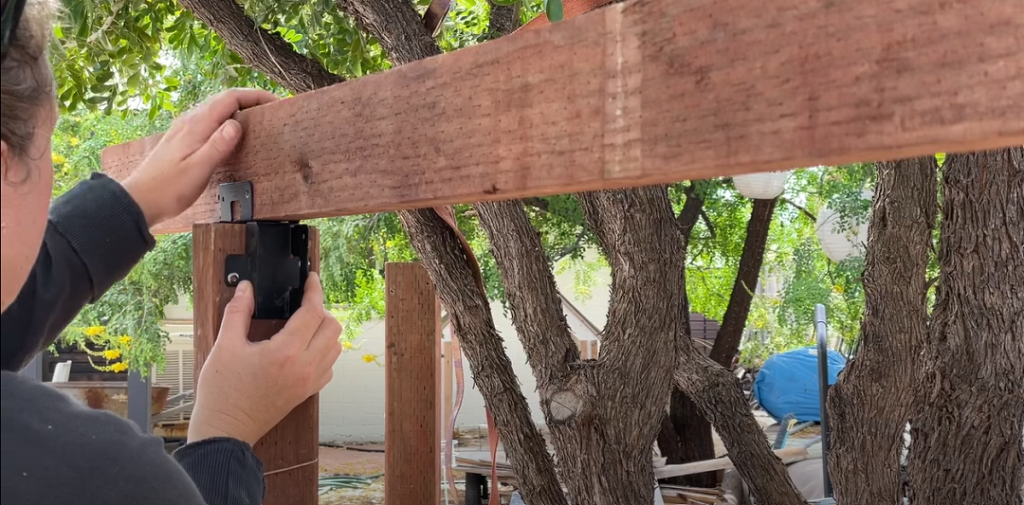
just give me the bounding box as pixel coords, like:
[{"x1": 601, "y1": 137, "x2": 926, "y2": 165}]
[{"x1": 50, "y1": 103, "x2": 187, "y2": 376}]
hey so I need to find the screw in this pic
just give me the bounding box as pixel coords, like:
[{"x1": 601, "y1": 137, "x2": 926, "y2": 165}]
[{"x1": 227, "y1": 272, "x2": 240, "y2": 284}]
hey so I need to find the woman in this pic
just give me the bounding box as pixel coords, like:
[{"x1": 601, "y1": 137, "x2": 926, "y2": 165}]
[{"x1": 1, "y1": 0, "x2": 343, "y2": 503}]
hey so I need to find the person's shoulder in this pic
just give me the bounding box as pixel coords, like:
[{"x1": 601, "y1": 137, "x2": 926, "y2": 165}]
[{"x1": 1, "y1": 372, "x2": 206, "y2": 505}]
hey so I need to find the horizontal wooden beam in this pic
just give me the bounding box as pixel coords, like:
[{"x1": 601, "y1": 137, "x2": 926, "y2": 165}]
[{"x1": 102, "y1": 0, "x2": 1024, "y2": 235}]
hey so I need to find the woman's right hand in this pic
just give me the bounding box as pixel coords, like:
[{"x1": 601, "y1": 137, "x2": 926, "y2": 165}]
[{"x1": 187, "y1": 273, "x2": 342, "y2": 446}]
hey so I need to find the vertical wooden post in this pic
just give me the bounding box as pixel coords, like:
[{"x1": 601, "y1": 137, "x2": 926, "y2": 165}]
[
  {"x1": 442, "y1": 339, "x2": 454, "y2": 444},
  {"x1": 193, "y1": 224, "x2": 321, "y2": 505},
  {"x1": 384, "y1": 262, "x2": 441, "y2": 505}
]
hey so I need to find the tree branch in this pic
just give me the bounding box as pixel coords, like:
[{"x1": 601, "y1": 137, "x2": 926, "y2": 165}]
[
  {"x1": 550, "y1": 229, "x2": 588, "y2": 263},
  {"x1": 522, "y1": 196, "x2": 550, "y2": 213},
  {"x1": 672, "y1": 352, "x2": 807, "y2": 505},
  {"x1": 676, "y1": 184, "x2": 704, "y2": 247},
  {"x1": 178, "y1": 0, "x2": 342, "y2": 93},
  {"x1": 474, "y1": 200, "x2": 581, "y2": 401},
  {"x1": 334, "y1": 0, "x2": 441, "y2": 64},
  {"x1": 700, "y1": 209, "x2": 717, "y2": 240},
  {"x1": 828, "y1": 156, "x2": 938, "y2": 504},
  {"x1": 780, "y1": 197, "x2": 817, "y2": 222},
  {"x1": 708, "y1": 197, "x2": 778, "y2": 367}
]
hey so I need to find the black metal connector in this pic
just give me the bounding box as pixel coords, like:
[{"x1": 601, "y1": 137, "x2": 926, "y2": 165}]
[{"x1": 219, "y1": 182, "x2": 309, "y2": 320}]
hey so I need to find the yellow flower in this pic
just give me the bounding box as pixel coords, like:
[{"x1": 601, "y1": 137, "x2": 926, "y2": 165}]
[
  {"x1": 343, "y1": 341, "x2": 354, "y2": 350},
  {"x1": 84, "y1": 326, "x2": 106, "y2": 337},
  {"x1": 110, "y1": 362, "x2": 129, "y2": 373},
  {"x1": 362, "y1": 353, "x2": 376, "y2": 364},
  {"x1": 119, "y1": 336, "x2": 132, "y2": 345},
  {"x1": 69, "y1": 137, "x2": 80, "y2": 146},
  {"x1": 51, "y1": 153, "x2": 67, "y2": 165},
  {"x1": 102, "y1": 349, "x2": 121, "y2": 360}
]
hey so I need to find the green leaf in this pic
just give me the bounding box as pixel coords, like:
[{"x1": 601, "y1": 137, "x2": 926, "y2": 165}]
[{"x1": 544, "y1": 0, "x2": 563, "y2": 22}]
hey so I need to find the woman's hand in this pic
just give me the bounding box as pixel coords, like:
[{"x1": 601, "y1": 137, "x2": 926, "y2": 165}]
[
  {"x1": 187, "y1": 273, "x2": 343, "y2": 446},
  {"x1": 121, "y1": 88, "x2": 280, "y2": 228}
]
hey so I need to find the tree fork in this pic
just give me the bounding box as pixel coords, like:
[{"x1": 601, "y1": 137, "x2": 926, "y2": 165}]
[
  {"x1": 826, "y1": 156, "x2": 937, "y2": 505},
  {"x1": 577, "y1": 187, "x2": 805, "y2": 505},
  {"x1": 907, "y1": 147, "x2": 1024, "y2": 505}
]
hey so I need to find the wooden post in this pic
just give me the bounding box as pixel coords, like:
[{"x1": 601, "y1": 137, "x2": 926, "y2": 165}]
[
  {"x1": 442, "y1": 340, "x2": 454, "y2": 444},
  {"x1": 193, "y1": 224, "x2": 321, "y2": 505},
  {"x1": 384, "y1": 262, "x2": 441, "y2": 505}
]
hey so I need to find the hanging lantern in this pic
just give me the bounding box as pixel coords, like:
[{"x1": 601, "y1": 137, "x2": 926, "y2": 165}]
[
  {"x1": 815, "y1": 190, "x2": 873, "y2": 262},
  {"x1": 732, "y1": 170, "x2": 791, "y2": 199}
]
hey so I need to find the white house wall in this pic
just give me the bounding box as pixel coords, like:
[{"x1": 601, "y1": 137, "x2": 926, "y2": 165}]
[{"x1": 319, "y1": 267, "x2": 611, "y2": 444}]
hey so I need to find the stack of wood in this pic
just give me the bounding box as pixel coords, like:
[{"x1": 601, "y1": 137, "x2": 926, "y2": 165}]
[
  {"x1": 453, "y1": 456, "x2": 517, "y2": 479},
  {"x1": 660, "y1": 485, "x2": 727, "y2": 504}
]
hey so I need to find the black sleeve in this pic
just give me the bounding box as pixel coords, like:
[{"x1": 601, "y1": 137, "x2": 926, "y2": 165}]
[
  {"x1": 0, "y1": 173, "x2": 155, "y2": 372},
  {"x1": 0, "y1": 174, "x2": 268, "y2": 503},
  {"x1": 173, "y1": 438, "x2": 267, "y2": 505},
  {"x1": 2, "y1": 372, "x2": 265, "y2": 505}
]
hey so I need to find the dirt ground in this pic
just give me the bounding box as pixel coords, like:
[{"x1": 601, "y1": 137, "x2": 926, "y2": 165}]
[{"x1": 318, "y1": 445, "x2": 385, "y2": 505}]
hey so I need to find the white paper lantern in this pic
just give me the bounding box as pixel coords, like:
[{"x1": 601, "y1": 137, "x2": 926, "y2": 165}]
[
  {"x1": 815, "y1": 190, "x2": 873, "y2": 262},
  {"x1": 732, "y1": 170, "x2": 791, "y2": 200}
]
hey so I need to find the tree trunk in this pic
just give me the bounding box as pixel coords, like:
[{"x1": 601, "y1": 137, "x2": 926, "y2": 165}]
[
  {"x1": 907, "y1": 147, "x2": 1024, "y2": 505},
  {"x1": 661, "y1": 392, "x2": 718, "y2": 487},
  {"x1": 709, "y1": 198, "x2": 779, "y2": 367},
  {"x1": 662, "y1": 197, "x2": 778, "y2": 488},
  {"x1": 826, "y1": 157, "x2": 937, "y2": 505}
]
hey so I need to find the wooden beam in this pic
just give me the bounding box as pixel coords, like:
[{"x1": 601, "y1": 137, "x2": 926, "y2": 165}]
[
  {"x1": 193, "y1": 224, "x2": 321, "y2": 505},
  {"x1": 384, "y1": 263, "x2": 441, "y2": 505},
  {"x1": 103, "y1": 0, "x2": 1024, "y2": 235}
]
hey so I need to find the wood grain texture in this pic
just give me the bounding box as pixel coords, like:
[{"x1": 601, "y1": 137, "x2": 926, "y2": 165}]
[
  {"x1": 103, "y1": 0, "x2": 1024, "y2": 235},
  {"x1": 192, "y1": 224, "x2": 321, "y2": 505},
  {"x1": 383, "y1": 263, "x2": 441, "y2": 505}
]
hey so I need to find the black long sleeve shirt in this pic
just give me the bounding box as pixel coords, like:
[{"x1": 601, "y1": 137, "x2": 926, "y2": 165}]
[{"x1": 0, "y1": 174, "x2": 265, "y2": 505}]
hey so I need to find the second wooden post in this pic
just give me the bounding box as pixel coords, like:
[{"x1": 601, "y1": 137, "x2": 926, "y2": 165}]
[
  {"x1": 384, "y1": 262, "x2": 441, "y2": 505},
  {"x1": 192, "y1": 223, "x2": 321, "y2": 505}
]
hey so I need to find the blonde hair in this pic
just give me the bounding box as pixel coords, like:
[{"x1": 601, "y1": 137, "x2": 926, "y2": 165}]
[{"x1": 1, "y1": 0, "x2": 56, "y2": 157}]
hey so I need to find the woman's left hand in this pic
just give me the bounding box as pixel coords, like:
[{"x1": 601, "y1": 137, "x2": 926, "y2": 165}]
[{"x1": 121, "y1": 88, "x2": 280, "y2": 228}]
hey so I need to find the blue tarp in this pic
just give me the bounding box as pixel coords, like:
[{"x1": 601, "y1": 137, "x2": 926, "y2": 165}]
[{"x1": 753, "y1": 346, "x2": 847, "y2": 423}]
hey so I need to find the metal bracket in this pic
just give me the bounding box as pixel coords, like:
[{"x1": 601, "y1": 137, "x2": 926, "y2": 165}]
[
  {"x1": 219, "y1": 181, "x2": 253, "y2": 222},
  {"x1": 218, "y1": 182, "x2": 309, "y2": 320}
]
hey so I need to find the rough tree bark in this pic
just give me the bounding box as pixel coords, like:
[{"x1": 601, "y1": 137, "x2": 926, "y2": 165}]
[
  {"x1": 661, "y1": 194, "x2": 779, "y2": 489},
  {"x1": 487, "y1": 1, "x2": 519, "y2": 37},
  {"x1": 475, "y1": 193, "x2": 675, "y2": 504},
  {"x1": 826, "y1": 157, "x2": 938, "y2": 505},
  {"x1": 709, "y1": 198, "x2": 779, "y2": 367},
  {"x1": 907, "y1": 147, "x2": 1024, "y2": 505},
  {"x1": 659, "y1": 185, "x2": 716, "y2": 487}
]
